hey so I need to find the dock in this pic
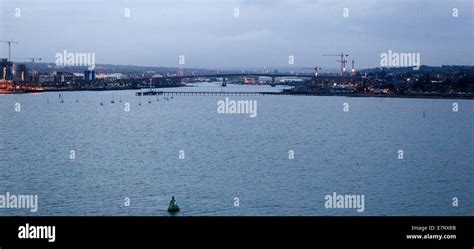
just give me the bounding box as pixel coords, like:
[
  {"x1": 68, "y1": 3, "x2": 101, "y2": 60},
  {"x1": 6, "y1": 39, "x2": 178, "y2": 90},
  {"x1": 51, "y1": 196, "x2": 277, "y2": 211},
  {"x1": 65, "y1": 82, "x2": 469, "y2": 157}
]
[{"x1": 136, "y1": 91, "x2": 283, "y2": 96}]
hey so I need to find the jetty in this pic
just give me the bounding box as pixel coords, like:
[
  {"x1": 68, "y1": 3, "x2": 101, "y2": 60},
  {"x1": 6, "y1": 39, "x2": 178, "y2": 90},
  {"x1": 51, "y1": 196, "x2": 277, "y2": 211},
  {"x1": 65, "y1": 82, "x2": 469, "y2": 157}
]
[{"x1": 135, "y1": 90, "x2": 284, "y2": 96}]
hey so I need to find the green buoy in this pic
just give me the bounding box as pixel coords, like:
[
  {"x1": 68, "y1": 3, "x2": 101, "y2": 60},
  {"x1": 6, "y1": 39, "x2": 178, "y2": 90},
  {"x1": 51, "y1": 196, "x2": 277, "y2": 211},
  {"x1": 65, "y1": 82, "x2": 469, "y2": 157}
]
[{"x1": 168, "y1": 196, "x2": 180, "y2": 213}]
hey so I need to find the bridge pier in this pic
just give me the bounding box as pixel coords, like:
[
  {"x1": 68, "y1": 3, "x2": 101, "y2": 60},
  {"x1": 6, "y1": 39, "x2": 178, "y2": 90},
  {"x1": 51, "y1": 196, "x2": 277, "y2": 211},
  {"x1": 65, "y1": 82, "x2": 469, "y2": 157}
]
[{"x1": 270, "y1": 76, "x2": 276, "y2": 87}]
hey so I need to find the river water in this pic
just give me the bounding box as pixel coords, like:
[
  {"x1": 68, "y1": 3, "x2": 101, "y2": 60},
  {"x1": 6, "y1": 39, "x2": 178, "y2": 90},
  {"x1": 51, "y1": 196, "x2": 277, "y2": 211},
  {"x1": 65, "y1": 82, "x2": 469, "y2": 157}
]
[{"x1": 0, "y1": 83, "x2": 472, "y2": 215}]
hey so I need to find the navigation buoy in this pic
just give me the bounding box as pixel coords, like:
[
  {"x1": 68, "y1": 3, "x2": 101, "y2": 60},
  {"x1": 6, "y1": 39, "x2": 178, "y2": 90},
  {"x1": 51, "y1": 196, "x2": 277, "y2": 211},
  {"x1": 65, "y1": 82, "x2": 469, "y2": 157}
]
[{"x1": 168, "y1": 196, "x2": 180, "y2": 213}]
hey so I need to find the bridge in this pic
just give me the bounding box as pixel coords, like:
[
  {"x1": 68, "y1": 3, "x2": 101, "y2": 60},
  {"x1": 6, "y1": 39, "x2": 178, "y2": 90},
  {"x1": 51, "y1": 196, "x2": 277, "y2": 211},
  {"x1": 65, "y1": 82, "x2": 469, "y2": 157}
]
[
  {"x1": 156, "y1": 73, "x2": 356, "y2": 85},
  {"x1": 169, "y1": 73, "x2": 313, "y2": 79}
]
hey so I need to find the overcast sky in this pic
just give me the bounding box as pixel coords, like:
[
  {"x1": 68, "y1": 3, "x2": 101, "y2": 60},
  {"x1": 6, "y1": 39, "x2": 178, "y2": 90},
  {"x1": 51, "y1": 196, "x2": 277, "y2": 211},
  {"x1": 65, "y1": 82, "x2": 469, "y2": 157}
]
[{"x1": 1, "y1": 0, "x2": 473, "y2": 70}]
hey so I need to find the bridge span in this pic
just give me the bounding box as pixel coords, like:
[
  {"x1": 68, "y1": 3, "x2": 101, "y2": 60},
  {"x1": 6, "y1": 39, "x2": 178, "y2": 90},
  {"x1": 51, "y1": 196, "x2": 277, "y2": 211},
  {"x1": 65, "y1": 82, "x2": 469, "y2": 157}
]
[{"x1": 163, "y1": 73, "x2": 354, "y2": 80}]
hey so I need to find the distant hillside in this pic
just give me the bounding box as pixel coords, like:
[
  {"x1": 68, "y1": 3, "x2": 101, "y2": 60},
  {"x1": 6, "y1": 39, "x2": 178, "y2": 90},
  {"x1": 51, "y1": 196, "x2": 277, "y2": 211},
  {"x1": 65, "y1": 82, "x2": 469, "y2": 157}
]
[
  {"x1": 359, "y1": 65, "x2": 474, "y2": 75},
  {"x1": 10, "y1": 62, "x2": 215, "y2": 74},
  {"x1": 11, "y1": 62, "x2": 474, "y2": 76}
]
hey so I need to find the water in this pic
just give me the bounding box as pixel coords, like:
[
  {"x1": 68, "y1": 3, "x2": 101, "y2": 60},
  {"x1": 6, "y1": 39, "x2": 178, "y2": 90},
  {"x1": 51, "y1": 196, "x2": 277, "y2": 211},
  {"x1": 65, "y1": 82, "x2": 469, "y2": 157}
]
[{"x1": 0, "y1": 83, "x2": 473, "y2": 216}]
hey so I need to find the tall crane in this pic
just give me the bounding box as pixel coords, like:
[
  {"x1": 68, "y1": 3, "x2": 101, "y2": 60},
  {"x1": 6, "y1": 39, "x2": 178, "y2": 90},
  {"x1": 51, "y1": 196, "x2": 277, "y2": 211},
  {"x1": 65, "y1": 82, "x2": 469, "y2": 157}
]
[
  {"x1": 14, "y1": 57, "x2": 42, "y2": 72},
  {"x1": 0, "y1": 40, "x2": 19, "y2": 61},
  {"x1": 302, "y1": 66, "x2": 321, "y2": 77},
  {"x1": 323, "y1": 53, "x2": 349, "y2": 76},
  {"x1": 351, "y1": 59, "x2": 355, "y2": 76}
]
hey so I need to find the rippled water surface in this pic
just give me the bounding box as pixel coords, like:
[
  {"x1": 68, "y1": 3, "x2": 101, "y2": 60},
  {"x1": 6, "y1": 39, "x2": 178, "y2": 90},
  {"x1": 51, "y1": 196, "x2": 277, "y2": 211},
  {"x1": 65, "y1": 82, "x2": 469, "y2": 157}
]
[{"x1": 0, "y1": 84, "x2": 473, "y2": 215}]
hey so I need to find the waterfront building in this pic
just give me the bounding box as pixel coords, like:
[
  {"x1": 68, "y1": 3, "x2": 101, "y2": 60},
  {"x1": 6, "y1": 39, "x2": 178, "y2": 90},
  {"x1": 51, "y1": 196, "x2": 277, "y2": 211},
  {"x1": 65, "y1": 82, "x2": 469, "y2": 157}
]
[
  {"x1": 0, "y1": 58, "x2": 13, "y2": 80},
  {"x1": 15, "y1": 64, "x2": 27, "y2": 81},
  {"x1": 84, "y1": 70, "x2": 95, "y2": 81}
]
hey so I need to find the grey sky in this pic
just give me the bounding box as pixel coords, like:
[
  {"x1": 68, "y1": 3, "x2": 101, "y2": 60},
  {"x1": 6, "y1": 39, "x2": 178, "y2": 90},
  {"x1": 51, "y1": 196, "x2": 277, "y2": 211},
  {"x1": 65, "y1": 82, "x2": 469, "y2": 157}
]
[{"x1": 1, "y1": 0, "x2": 473, "y2": 70}]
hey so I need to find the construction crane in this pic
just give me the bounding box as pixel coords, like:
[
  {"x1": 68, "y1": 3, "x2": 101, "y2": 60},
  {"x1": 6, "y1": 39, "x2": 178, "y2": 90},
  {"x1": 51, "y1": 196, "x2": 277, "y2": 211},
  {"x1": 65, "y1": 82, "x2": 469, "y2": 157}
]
[
  {"x1": 0, "y1": 40, "x2": 19, "y2": 61},
  {"x1": 14, "y1": 57, "x2": 42, "y2": 72},
  {"x1": 351, "y1": 59, "x2": 355, "y2": 76},
  {"x1": 302, "y1": 66, "x2": 322, "y2": 77},
  {"x1": 323, "y1": 53, "x2": 349, "y2": 76}
]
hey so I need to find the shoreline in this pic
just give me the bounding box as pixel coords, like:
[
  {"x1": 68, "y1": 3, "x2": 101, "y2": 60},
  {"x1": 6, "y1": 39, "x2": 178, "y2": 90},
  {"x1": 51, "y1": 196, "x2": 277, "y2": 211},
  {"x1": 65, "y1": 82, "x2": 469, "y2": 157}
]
[
  {"x1": 1, "y1": 87, "x2": 473, "y2": 100},
  {"x1": 273, "y1": 92, "x2": 474, "y2": 100},
  {"x1": 0, "y1": 84, "x2": 185, "y2": 95}
]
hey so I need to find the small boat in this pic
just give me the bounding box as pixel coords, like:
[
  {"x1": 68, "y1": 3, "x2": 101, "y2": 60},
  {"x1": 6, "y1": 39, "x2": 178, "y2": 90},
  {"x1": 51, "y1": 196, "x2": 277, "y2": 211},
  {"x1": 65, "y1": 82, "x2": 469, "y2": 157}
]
[
  {"x1": 111, "y1": 94, "x2": 115, "y2": 104},
  {"x1": 168, "y1": 196, "x2": 180, "y2": 213},
  {"x1": 100, "y1": 102, "x2": 104, "y2": 106}
]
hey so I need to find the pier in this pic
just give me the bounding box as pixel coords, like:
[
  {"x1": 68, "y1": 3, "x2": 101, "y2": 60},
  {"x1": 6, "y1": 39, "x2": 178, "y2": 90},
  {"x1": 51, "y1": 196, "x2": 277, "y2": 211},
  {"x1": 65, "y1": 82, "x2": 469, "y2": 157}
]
[{"x1": 136, "y1": 91, "x2": 284, "y2": 96}]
